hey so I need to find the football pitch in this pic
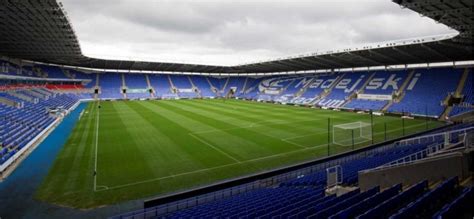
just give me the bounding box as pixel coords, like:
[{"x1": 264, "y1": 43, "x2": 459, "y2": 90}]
[{"x1": 36, "y1": 99, "x2": 443, "y2": 208}]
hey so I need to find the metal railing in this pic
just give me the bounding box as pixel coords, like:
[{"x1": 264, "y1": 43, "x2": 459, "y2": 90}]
[
  {"x1": 361, "y1": 127, "x2": 474, "y2": 173},
  {"x1": 396, "y1": 126, "x2": 474, "y2": 147},
  {"x1": 111, "y1": 141, "x2": 399, "y2": 219},
  {"x1": 326, "y1": 165, "x2": 343, "y2": 188},
  {"x1": 364, "y1": 142, "x2": 445, "y2": 172},
  {"x1": 112, "y1": 125, "x2": 467, "y2": 219}
]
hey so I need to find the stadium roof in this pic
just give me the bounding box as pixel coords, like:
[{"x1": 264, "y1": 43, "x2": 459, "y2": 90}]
[{"x1": 0, "y1": 0, "x2": 472, "y2": 74}]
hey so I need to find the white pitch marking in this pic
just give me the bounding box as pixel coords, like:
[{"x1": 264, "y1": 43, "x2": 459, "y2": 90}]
[
  {"x1": 248, "y1": 119, "x2": 283, "y2": 128},
  {"x1": 188, "y1": 133, "x2": 242, "y2": 163},
  {"x1": 94, "y1": 143, "x2": 328, "y2": 192},
  {"x1": 283, "y1": 133, "x2": 325, "y2": 141},
  {"x1": 92, "y1": 111, "x2": 432, "y2": 192},
  {"x1": 95, "y1": 185, "x2": 109, "y2": 191},
  {"x1": 283, "y1": 121, "x2": 427, "y2": 142},
  {"x1": 191, "y1": 117, "x2": 326, "y2": 135},
  {"x1": 281, "y1": 138, "x2": 308, "y2": 148},
  {"x1": 332, "y1": 122, "x2": 427, "y2": 146},
  {"x1": 93, "y1": 102, "x2": 100, "y2": 191}
]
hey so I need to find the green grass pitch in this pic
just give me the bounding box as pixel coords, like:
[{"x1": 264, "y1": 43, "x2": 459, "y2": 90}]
[{"x1": 35, "y1": 99, "x2": 443, "y2": 208}]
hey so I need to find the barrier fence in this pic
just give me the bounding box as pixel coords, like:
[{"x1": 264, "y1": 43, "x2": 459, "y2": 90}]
[{"x1": 111, "y1": 124, "x2": 461, "y2": 219}]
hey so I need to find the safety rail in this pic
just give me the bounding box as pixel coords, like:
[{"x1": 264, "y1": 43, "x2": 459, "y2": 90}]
[
  {"x1": 361, "y1": 130, "x2": 471, "y2": 174},
  {"x1": 111, "y1": 142, "x2": 399, "y2": 219},
  {"x1": 110, "y1": 124, "x2": 455, "y2": 219},
  {"x1": 326, "y1": 165, "x2": 343, "y2": 189},
  {"x1": 370, "y1": 142, "x2": 444, "y2": 171},
  {"x1": 395, "y1": 126, "x2": 474, "y2": 147}
]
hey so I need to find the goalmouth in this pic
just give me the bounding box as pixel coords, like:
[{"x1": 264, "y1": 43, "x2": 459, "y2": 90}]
[{"x1": 333, "y1": 121, "x2": 372, "y2": 146}]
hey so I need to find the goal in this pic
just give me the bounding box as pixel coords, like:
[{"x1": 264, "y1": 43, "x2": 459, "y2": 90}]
[{"x1": 332, "y1": 121, "x2": 372, "y2": 146}]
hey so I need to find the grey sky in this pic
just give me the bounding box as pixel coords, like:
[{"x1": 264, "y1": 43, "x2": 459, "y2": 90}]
[{"x1": 61, "y1": 0, "x2": 455, "y2": 66}]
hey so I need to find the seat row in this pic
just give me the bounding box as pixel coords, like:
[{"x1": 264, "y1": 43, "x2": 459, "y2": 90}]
[{"x1": 0, "y1": 89, "x2": 80, "y2": 165}]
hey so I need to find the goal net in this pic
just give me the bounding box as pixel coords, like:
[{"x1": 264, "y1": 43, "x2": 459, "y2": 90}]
[{"x1": 333, "y1": 121, "x2": 372, "y2": 146}]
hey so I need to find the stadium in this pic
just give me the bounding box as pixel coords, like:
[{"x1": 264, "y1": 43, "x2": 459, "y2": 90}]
[{"x1": 0, "y1": 0, "x2": 473, "y2": 218}]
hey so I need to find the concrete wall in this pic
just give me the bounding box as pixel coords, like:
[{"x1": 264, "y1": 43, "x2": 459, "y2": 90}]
[{"x1": 358, "y1": 151, "x2": 470, "y2": 191}]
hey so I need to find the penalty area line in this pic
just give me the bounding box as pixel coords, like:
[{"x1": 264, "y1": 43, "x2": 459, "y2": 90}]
[
  {"x1": 188, "y1": 133, "x2": 242, "y2": 163},
  {"x1": 91, "y1": 119, "x2": 432, "y2": 192},
  {"x1": 191, "y1": 117, "x2": 327, "y2": 135},
  {"x1": 283, "y1": 122, "x2": 428, "y2": 142},
  {"x1": 95, "y1": 143, "x2": 329, "y2": 192},
  {"x1": 281, "y1": 138, "x2": 308, "y2": 148}
]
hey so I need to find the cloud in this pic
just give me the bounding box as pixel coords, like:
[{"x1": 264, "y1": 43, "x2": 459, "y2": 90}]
[{"x1": 61, "y1": 0, "x2": 455, "y2": 66}]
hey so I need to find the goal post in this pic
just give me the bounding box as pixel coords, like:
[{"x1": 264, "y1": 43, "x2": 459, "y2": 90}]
[{"x1": 332, "y1": 121, "x2": 372, "y2": 146}]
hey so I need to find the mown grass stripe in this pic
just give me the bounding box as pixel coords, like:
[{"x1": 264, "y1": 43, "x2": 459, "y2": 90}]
[
  {"x1": 181, "y1": 100, "x2": 327, "y2": 135},
  {"x1": 131, "y1": 101, "x2": 236, "y2": 166},
  {"x1": 34, "y1": 99, "x2": 444, "y2": 208},
  {"x1": 154, "y1": 101, "x2": 292, "y2": 159},
  {"x1": 157, "y1": 100, "x2": 302, "y2": 157}
]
